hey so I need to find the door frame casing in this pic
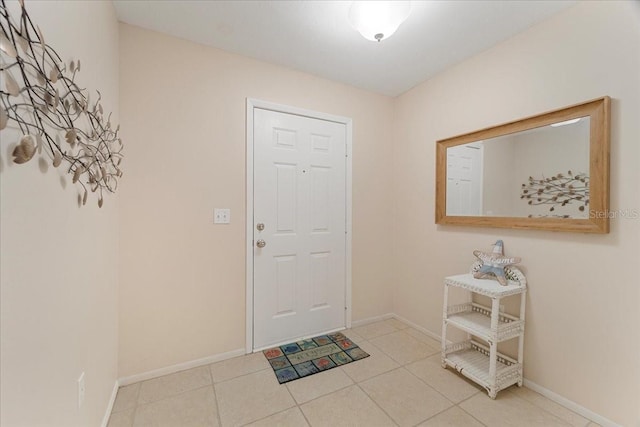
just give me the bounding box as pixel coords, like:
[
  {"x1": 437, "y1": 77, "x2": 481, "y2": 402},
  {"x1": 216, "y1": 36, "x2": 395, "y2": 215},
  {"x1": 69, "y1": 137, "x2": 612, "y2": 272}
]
[{"x1": 245, "y1": 98, "x2": 353, "y2": 353}]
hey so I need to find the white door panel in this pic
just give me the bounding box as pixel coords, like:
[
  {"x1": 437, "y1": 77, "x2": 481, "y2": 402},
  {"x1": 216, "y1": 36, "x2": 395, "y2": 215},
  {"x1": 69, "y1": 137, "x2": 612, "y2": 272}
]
[
  {"x1": 446, "y1": 145, "x2": 483, "y2": 216},
  {"x1": 253, "y1": 108, "x2": 346, "y2": 349}
]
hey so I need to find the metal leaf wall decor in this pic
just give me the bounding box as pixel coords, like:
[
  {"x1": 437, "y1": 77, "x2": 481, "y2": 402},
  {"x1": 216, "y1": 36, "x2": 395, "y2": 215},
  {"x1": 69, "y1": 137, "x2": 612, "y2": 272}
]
[
  {"x1": 520, "y1": 170, "x2": 589, "y2": 218},
  {"x1": 0, "y1": 0, "x2": 123, "y2": 207}
]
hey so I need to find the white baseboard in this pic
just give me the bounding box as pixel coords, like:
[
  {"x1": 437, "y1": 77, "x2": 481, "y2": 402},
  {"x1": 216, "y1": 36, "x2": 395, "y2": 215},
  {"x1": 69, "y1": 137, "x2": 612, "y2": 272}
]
[
  {"x1": 351, "y1": 312, "x2": 394, "y2": 328},
  {"x1": 118, "y1": 348, "x2": 245, "y2": 386},
  {"x1": 101, "y1": 380, "x2": 119, "y2": 427},
  {"x1": 391, "y1": 313, "x2": 444, "y2": 343},
  {"x1": 388, "y1": 313, "x2": 619, "y2": 427},
  {"x1": 523, "y1": 379, "x2": 621, "y2": 427}
]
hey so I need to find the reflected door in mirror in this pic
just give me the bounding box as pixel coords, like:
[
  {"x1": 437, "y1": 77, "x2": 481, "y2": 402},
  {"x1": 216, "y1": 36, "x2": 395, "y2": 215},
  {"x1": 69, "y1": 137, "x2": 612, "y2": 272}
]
[{"x1": 446, "y1": 144, "x2": 483, "y2": 216}]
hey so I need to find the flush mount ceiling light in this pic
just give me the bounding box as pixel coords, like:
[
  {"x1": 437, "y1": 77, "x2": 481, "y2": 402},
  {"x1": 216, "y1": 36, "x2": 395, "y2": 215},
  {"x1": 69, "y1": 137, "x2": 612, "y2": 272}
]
[{"x1": 348, "y1": 1, "x2": 412, "y2": 42}]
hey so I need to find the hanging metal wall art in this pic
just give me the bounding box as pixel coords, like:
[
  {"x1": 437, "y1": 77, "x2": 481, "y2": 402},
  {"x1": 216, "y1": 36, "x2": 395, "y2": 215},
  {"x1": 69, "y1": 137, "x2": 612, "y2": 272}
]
[
  {"x1": 0, "y1": 0, "x2": 123, "y2": 207},
  {"x1": 520, "y1": 170, "x2": 589, "y2": 217}
]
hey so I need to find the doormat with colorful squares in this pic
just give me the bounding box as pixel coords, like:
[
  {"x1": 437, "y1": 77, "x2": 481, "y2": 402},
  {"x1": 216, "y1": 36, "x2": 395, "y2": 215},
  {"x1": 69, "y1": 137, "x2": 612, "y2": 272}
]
[{"x1": 263, "y1": 332, "x2": 369, "y2": 384}]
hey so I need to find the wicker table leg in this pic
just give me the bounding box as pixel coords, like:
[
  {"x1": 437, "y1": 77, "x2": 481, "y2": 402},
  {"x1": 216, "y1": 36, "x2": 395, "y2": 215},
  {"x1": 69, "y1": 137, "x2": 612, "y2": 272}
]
[
  {"x1": 441, "y1": 283, "x2": 449, "y2": 368},
  {"x1": 488, "y1": 297, "x2": 500, "y2": 399}
]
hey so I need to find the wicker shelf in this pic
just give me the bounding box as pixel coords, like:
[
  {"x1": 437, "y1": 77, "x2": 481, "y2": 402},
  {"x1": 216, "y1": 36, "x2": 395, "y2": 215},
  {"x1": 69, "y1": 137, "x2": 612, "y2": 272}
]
[
  {"x1": 446, "y1": 302, "x2": 524, "y2": 343},
  {"x1": 443, "y1": 340, "x2": 522, "y2": 395},
  {"x1": 441, "y1": 268, "x2": 527, "y2": 399},
  {"x1": 444, "y1": 273, "x2": 525, "y2": 298}
]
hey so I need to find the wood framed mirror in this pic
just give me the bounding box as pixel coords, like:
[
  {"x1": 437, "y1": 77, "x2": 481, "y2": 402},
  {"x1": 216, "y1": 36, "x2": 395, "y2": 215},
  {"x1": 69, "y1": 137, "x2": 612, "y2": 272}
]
[{"x1": 435, "y1": 97, "x2": 610, "y2": 233}]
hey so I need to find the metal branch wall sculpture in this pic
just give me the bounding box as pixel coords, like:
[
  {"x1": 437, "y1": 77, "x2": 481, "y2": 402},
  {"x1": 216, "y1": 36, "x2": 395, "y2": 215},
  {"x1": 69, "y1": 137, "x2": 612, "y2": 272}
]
[
  {"x1": 520, "y1": 170, "x2": 589, "y2": 218},
  {"x1": 0, "y1": 0, "x2": 123, "y2": 207}
]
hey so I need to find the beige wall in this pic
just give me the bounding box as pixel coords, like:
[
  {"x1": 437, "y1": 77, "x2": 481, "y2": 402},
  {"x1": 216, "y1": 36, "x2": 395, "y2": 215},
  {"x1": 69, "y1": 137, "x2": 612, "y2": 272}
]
[
  {"x1": 5, "y1": 1, "x2": 626, "y2": 424},
  {"x1": 118, "y1": 24, "x2": 394, "y2": 377},
  {"x1": 392, "y1": 1, "x2": 640, "y2": 425},
  {"x1": 0, "y1": 1, "x2": 120, "y2": 426}
]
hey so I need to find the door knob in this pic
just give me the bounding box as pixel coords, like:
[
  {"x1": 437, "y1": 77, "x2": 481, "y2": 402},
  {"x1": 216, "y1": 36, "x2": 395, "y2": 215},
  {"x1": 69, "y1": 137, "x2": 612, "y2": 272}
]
[{"x1": 256, "y1": 239, "x2": 266, "y2": 248}]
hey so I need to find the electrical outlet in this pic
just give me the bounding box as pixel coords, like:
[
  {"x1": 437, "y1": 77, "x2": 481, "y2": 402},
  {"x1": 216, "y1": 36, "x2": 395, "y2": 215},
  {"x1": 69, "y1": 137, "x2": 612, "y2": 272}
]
[
  {"x1": 214, "y1": 208, "x2": 230, "y2": 224},
  {"x1": 77, "y1": 372, "x2": 85, "y2": 409}
]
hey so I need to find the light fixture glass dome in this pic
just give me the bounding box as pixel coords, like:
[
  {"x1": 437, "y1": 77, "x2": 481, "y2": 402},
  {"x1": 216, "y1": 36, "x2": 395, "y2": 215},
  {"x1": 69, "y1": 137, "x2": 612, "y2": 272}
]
[{"x1": 348, "y1": 1, "x2": 412, "y2": 42}]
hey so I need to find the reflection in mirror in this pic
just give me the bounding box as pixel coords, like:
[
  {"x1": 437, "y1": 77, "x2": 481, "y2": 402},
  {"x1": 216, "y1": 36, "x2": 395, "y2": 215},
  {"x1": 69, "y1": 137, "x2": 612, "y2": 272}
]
[
  {"x1": 446, "y1": 117, "x2": 590, "y2": 218},
  {"x1": 435, "y1": 96, "x2": 610, "y2": 233}
]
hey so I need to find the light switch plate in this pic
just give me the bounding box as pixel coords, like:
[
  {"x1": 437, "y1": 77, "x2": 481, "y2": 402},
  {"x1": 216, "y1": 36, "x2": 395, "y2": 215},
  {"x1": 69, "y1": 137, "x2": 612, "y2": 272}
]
[{"x1": 214, "y1": 208, "x2": 230, "y2": 224}]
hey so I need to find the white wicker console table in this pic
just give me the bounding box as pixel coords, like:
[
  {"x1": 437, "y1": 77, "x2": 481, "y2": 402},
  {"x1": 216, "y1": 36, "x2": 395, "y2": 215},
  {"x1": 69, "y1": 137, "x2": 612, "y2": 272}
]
[{"x1": 441, "y1": 268, "x2": 527, "y2": 399}]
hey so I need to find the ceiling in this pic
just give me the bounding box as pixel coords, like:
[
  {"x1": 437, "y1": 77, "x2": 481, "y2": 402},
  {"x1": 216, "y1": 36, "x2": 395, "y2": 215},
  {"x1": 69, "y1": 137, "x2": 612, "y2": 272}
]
[{"x1": 113, "y1": 0, "x2": 576, "y2": 97}]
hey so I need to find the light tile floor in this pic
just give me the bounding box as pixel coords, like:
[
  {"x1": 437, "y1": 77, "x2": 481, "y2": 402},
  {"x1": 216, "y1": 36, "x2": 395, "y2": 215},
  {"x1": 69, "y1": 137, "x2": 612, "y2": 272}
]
[{"x1": 108, "y1": 319, "x2": 596, "y2": 427}]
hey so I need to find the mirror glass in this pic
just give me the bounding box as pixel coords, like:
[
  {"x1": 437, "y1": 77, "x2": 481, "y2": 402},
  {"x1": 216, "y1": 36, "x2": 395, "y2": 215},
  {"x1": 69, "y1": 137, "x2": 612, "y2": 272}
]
[
  {"x1": 435, "y1": 97, "x2": 610, "y2": 233},
  {"x1": 446, "y1": 117, "x2": 590, "y2": 218}
]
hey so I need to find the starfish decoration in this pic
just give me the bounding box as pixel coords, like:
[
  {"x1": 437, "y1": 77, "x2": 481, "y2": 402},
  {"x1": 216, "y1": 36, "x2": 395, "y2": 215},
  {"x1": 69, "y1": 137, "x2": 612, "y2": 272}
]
[{"x1": 473, "y1": 240, "x2": 521, "y2": 286}]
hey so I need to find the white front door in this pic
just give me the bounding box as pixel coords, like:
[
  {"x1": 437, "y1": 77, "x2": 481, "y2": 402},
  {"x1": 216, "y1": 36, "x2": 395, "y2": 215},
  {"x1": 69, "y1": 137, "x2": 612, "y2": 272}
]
[
  {"x1": 252, "y1": 107, "x2": 347, "y2": 350},
  {"x1": 446, "y1": 144, "x2": 483, "y2": 216}
]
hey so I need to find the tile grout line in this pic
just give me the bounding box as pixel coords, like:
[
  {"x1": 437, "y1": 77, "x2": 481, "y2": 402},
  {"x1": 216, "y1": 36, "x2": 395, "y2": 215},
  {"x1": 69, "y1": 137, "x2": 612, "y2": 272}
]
[
  {"x1": 399, "y1": 353, "x2": 490, "y2": 427},
  {"x1": 401, "y1": 355, "x2": 482, "y2": 405},
  {"x1": 386, "y1": 365, "x2": 456, "y2": 427},
  {"x1": 132, "y1": 384, "x2": 215, "y2": 424},
  {"x1": 131, "y1": 367, "x2": 212, "y2": 406},
  {"x1": 455, "y1": 401, "x2": 490, "y2": 427},
  {"x1": 275, "y1": 364, "x2": 399, "y2": 425},
  {"x1": 355, "y1": 328, "x2": 477, "y2": 427},
  {"x1": 351, "y1": 323, "x2": 401, "y2": 341},
  {"x1": 279, "y1": 366, "x2": 354, "y2": 408},
  {"x1": 352, "y1": 382, "x2": 401, "y2": 427},
  {"x1": 508, "y1": 388, "x2": 592, "y2": 425},
  {"x1": 281, "y1": 372, "x2": 301, "y2": 425},
  {"x1": 354, "y1": 344, "x2": 471, "y2": 427},
  {"x1": 207, "y1": 364, "x2": 223, "y2": 427},
  {"x1": 130, "y1": 381, "x2": 142, "y2": 426},
  {"x1": 288, "y1": 380, "x2": 316, "y2": 427},
  {"x1": 236, "y1": 401, "x2": 300, "y2": 427},
  {"x1": 367, "y1": 330, "x2": 441, "y2": 366},
  {"x1": 339, "y1": 342, "x2": 401, "y2": 384},
  {"x1": 214, "y1": 365, "x2": 272, "y2": 385},
  {"x1": 506, "y1": 388, "x2": 578, "y2": 426},
  {"x1": 298, "y1": 404, "x2": 313, "y2": 427}
]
